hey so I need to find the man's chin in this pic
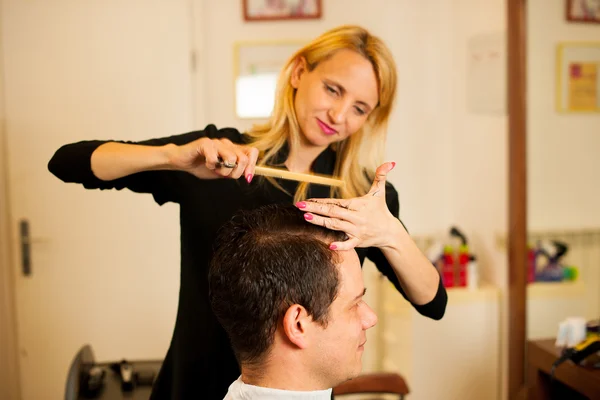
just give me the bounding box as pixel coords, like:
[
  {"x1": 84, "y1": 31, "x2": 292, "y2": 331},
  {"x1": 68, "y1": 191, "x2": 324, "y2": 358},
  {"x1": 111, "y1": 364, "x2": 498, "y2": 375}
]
[
  {"x1": 333, "y1": 363, "x2": 362, "y2": 385},
  {"x1": 349, "y1": 362, "x2": 363, "y2": 380},
  {"x1": 338, "y1": 372, "x2": 361, "y2": 388}
]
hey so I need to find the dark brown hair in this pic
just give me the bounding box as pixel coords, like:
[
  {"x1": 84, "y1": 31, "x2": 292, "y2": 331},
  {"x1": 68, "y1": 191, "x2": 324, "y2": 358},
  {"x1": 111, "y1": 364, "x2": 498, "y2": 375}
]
[{"x1": 208, "y1": 204, "x2": 346, "y2": 366}]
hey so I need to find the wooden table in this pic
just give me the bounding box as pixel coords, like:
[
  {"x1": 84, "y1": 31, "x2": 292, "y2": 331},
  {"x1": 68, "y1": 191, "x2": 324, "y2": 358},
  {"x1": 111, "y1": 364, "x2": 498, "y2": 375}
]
[{"x1": 527, "y1": 339, "x2": 600, "y2": 399}]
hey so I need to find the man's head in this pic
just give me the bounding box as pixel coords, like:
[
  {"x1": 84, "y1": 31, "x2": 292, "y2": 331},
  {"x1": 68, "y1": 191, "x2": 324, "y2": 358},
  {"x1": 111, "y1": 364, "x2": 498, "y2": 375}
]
[{"x1": 209, "y1": 204, "x2": 378, "y2": 389}]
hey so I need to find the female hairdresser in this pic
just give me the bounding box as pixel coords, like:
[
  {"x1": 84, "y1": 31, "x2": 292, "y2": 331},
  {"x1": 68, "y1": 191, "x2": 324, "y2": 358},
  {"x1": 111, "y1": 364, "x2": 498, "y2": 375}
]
[{"x1": 48, "y1": 25, "x2": 447, "y2": 399}]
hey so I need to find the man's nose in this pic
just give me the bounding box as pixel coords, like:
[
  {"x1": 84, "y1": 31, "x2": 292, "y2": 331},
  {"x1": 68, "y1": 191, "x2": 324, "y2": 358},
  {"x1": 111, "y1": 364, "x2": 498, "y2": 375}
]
[{"x1": 363, "y1": 303, "x2": 378, "y2": 329}]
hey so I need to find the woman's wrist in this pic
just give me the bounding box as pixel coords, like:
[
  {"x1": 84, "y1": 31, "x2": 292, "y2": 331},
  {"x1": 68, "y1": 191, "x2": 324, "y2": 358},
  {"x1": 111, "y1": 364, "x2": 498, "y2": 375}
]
[
  {"x1": 160, "y1": 143, "x2": 183, "y2": 171},
  {"x1": 382, "y1": 218, "x2": 411, "y2": 251}
]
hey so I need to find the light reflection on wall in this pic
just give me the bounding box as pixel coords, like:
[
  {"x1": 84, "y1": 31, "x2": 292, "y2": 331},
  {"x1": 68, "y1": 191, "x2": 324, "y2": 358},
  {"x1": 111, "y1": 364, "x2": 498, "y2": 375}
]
[{"x1": 235, "y1": 73, "x2": 278, "y2": 119}]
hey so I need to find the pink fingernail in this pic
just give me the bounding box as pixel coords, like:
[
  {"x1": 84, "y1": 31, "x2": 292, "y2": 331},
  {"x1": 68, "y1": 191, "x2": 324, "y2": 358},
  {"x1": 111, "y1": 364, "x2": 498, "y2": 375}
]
[
  {"x1": 304, "y1": 213, "x2": 313, "y2": 221},
  {"x1": 391, "y1": 162, "x2": 396, "y2": 168},
  {"x1": 296, "y1": 201, "x2": 306, "y2": 208},
  {"x1": 246, "y1": 174, "x2": 253, "y2": 184},
  {"x1": 329, "y1": 244, "x2": 337, "y2": 250}
]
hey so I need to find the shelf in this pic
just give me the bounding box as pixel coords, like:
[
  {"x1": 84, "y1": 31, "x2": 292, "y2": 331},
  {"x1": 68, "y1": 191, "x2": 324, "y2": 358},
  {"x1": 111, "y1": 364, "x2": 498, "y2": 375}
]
[{"x1": 527, "y1": 281, "x2": 585, "y2": 299}]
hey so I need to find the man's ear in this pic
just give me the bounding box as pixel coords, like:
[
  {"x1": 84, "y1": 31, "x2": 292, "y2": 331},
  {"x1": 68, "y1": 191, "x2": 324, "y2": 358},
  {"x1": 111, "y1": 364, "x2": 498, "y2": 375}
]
[
  {"x1": 290, "y1": 56, "x2": 308, "y2": 89},
  {"x1": 281, "y1": 304, "x2": 311, "y2": 349}
]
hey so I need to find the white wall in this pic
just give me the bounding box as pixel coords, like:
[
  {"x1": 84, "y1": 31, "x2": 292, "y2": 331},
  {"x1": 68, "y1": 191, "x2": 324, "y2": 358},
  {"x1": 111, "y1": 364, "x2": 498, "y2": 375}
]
[
  {"x1": 526, "y1": 0, "x2": 600, "y2": 344},
  {"x1": 449, "y1": 0, "x2": 507, "y2": 289},
  {"x1": 528, "y1": 0, "x2": 600, "y2": 230}
]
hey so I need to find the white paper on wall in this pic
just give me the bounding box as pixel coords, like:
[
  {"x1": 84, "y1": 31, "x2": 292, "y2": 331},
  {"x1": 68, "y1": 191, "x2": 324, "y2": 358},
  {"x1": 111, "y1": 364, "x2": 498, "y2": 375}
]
[{"x1": 466, "y1": 32, "x2": 507, "y2": 115}]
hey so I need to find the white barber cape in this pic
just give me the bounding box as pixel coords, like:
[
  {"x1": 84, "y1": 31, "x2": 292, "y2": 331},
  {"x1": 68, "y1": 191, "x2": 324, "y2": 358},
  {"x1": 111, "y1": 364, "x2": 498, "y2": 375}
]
[{"x1": 223, "y1": 376, "x2": 333, "y2": 400}]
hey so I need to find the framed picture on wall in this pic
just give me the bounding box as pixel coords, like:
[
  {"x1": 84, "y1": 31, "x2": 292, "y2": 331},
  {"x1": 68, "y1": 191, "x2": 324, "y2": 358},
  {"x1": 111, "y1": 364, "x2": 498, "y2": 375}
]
[
  {"x1": 556, "y1": 42, "x2": 600, "y2": 112},
  {"x1": 243, "y1": 0, "x2": 322, "y2": 22},
  {"x1": 566, "y1": 0, "x2": 600, "y2": 23}
]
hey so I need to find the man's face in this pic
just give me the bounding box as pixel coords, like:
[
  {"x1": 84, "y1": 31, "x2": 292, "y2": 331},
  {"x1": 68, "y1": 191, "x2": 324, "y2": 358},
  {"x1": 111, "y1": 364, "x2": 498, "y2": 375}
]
[{"x1": 308, "y1": 250, "x2": 378, "y2": 387}]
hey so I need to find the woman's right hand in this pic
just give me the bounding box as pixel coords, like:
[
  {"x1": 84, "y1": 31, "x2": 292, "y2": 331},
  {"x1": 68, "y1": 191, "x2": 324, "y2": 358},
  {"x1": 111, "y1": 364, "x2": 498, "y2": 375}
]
[{"x1": 168, "y1": 137, "x2": 259, "y2": 182}]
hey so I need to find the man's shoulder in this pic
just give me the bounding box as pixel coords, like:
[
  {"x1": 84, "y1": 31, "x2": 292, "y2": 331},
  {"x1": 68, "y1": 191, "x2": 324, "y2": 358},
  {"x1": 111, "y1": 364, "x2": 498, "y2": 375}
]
[{"x1": 221, "y1": 376, "x2": 242, "y2": 400}]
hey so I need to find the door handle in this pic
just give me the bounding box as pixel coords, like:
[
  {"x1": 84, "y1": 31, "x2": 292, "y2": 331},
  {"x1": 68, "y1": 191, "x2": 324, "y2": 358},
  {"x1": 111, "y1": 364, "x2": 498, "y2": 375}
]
[{"x1": 20, "y1": 219, "x2": 31, "y2": 276}]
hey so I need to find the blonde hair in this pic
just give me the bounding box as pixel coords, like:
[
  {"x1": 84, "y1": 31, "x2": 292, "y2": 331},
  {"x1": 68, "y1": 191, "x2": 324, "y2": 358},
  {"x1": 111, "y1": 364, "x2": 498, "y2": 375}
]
[{"x1": 245, "y1": 25, "x2": 398, "y2": 202}]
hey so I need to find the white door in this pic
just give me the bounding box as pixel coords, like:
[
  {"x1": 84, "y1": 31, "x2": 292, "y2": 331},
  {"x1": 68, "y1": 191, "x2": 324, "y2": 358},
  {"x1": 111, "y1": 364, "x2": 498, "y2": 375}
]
[{"x1": 2, "y1": 1, "x2": 195, "y2": 399}]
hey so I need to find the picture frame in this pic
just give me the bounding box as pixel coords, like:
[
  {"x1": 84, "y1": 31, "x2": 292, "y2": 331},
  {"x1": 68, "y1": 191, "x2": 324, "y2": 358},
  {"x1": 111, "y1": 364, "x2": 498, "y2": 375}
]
[
  {"x1": 555, "y1": 42, "x2": 600, "y2": 113},
  {"x1": 566, "y1": 0, "x2": 600, "y2": 23},
  {"x1": 242, "y1": 0, "x2": 322, "y2": 22},
  {"x1": 233, "y1": 40, "x2": 306, "y2": 119}
]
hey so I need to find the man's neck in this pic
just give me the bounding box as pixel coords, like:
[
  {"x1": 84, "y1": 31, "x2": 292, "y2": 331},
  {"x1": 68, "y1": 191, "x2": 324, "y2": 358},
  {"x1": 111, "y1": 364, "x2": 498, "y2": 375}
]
[{"x1": 241, "y1": 356, "x2": 329, "y2": 392}]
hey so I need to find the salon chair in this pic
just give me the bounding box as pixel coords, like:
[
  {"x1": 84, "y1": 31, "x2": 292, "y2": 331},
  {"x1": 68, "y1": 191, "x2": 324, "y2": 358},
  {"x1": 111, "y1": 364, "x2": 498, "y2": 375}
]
[
  {"x1": 333, "y1": 372, "x2": 409, "y2": 399},
  {"x1": 65, "y1": 344, "x2": 160, "y2": 400}
]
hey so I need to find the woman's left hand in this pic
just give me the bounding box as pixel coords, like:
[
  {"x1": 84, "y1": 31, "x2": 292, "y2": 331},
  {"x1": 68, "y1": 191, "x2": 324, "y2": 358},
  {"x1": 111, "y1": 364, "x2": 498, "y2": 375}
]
[{"x1": 295, "y1": 162, "x2": 403, "y2": 251}]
